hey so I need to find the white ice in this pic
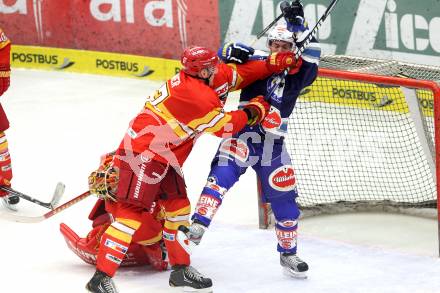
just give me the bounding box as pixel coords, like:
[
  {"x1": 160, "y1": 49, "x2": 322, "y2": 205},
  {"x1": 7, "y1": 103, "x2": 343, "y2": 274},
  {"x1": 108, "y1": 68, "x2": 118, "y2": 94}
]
[{"x1": 0, "y1": 69, "x2": 439, "y2": 293}]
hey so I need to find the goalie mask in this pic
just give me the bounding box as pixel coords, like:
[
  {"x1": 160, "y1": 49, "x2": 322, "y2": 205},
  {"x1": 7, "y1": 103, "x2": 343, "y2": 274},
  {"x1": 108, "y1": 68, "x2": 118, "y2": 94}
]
[{"x1": 267, "y1": 24, "x2": 295, "y2": 51}]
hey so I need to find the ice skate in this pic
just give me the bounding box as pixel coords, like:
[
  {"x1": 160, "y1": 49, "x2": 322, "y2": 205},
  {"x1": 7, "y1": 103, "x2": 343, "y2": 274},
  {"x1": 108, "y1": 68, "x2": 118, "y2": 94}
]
[
  {"x1": 86, "y1": 270, "x2": 119, "y2": 293},
  {"x1": 280, "y1": 253, "x2": 308, "y2": 279},
  {"x1": 169, "y1": 265, "x2": 213, "y2": 292},
  {"x1": 185, "y1": 220, "x2": 208, "y2": 245},
  {"x1": 177, "y1": 221, "x2": 208, "y2": 254},
  {"x1": 1, "y1": 194, "x2": 19, "y2": 211}
]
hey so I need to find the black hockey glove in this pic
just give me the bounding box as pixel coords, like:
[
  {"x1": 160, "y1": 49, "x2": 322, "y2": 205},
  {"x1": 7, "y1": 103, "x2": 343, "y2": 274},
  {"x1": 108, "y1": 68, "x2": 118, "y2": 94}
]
[
  {"x1": 218, "y1": 42, "x2": 255, "y2": 64},
  {"x1": 280, "y1": 1, "x2": 307, "y2": 33}
]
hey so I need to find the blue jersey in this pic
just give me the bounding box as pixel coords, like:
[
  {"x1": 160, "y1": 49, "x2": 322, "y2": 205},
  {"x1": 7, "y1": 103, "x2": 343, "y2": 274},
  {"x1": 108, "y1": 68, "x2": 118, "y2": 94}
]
[
  {"x1": 240, "y1": 38, "x2": 320, "y2": 137},
  {"x1": 192, "y1": 38, "x2": 321, "y2": 254}
]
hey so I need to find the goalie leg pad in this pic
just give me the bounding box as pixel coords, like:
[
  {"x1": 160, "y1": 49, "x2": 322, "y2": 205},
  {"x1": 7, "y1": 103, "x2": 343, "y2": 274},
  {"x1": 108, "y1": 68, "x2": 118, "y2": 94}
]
[
  {"x1": 61, "y1": 222, "x2": 161, "y2": 268},
  {"x1": 60, "y1": 223, "x2": 99, "y2": 265},
  {"x1": 141, "y1": 242, "x2": 169, "y2": 271}
]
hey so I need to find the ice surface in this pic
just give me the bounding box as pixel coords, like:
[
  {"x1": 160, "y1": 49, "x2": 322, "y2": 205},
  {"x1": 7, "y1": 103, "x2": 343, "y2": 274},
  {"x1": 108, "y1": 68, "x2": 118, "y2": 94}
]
[{"x1": 0, "y1": 69, "x2": 439, "y2": 293}]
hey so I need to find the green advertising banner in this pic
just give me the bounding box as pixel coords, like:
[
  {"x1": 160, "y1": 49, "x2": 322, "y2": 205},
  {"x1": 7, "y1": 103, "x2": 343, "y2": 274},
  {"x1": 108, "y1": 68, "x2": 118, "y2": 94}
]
[{"x1": 220, "y1": 0, "x2": 440, "y2": 66}]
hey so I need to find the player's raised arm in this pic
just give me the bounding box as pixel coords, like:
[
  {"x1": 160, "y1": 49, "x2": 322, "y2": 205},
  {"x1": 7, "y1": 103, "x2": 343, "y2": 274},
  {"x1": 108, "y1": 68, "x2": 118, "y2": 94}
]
[{"x1": 171, "y1": 47, "x2": 271, "y2": 137}]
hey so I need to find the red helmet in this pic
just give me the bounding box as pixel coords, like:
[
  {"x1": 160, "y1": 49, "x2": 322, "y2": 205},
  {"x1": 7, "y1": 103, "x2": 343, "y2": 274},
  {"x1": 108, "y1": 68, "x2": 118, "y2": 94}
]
[{"x1": 181, "y1": 46, "x2": 219, "y2": 76}]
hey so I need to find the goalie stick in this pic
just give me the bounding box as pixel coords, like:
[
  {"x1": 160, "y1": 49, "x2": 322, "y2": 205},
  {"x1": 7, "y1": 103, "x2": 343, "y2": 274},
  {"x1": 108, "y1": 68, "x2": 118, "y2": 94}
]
[
  {"x1": 0, "y1": 191, "x2": 91, "y2": 223},
  {"x1": 0, "y1": 182, "x2": 65, "y2": 210}
]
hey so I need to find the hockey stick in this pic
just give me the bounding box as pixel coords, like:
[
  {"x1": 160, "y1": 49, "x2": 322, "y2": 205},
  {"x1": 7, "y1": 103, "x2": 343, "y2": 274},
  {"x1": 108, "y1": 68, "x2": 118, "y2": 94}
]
[
  {"x1": 256, "y1": 0, "x2": 340, "y2": 228},
  {"x1": 266, "y1": 0, "x2": 340, "y2": 98},
  {"x1": 0, "y1": 191, "x2": 91, "y2": 223},
  {"x1": 294, "y1": 0, "x2": 338, "y2": 60},
  {"x1": 0, "y1": 182, "x2": 65, "y2": 210},
  {"x1": 250, "y1": 13, "x2": 284, "y2": 46},
  {"x1": 250, "y1": 0, "x2": 302, "y2": 46}
]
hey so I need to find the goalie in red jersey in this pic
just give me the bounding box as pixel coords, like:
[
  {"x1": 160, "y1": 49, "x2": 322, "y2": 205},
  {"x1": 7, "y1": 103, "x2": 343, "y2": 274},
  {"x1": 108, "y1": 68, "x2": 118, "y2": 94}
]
[
  {"x1": 60, "y1": 152, "x2": 169, "y2": 272},
  {"x1": 61, "y1": 46, "x2": 294, "y2": 293},
  {"x1": 0, "y1": 27, "x2": 19, "y2": 211}
]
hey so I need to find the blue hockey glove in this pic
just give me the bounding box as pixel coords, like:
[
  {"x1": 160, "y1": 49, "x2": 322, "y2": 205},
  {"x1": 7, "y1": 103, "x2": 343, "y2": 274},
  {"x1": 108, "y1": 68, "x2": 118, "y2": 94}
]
[
  {"x1": 218, "y1": 42, "x2": 255, "y2": 64},
  {"x1": 280, "y1": 1, "x2": 308, "y2": 33}
]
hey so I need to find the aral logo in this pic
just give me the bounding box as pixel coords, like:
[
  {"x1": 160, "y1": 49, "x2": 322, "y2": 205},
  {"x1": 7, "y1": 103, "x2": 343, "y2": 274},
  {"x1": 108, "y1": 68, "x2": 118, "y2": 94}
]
[
  {"x1": 90, "y1": 0, "x2": 189, "y2": 48},
  {"x1": 90, "y1": 0, "x2": 172, "y2": 26},
  {"x1": 269, "y1": 166, "x2": 296, "y2": 192},
  {"x1": 0, "y1": 0, "x2": 44, "y2": 42}
]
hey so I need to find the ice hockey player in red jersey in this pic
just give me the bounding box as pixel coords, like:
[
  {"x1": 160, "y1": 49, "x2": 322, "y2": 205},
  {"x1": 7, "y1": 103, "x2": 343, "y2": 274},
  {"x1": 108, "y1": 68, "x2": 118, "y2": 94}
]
[
  {"x1": 84, "y1": 46, "x2": 295, "y2": 293},
  {"x1": 0, "y1": 27, "x2": 19, "y2": 210}
]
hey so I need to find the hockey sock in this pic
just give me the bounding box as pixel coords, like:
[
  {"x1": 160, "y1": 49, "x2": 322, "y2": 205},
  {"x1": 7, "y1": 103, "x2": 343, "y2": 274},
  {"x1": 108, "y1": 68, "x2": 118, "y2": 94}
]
[
  {"x1": 163, "y1": 227, "x2": 190, "y2": 266},
  {"x1": 191, "y1": 178, "x2": 228, "y2": 227},
  {"x1": 0, "y1": 132, "x2": 12, "y2": 197},
  {"x1": 96, "y1": 220, "x2": 139, "y2": 277},
  {"x1": 275, "y1": 219, "x2": 298, "y2": 254},
  {"x1": 271, "y1": 197, "x2": 300, "y2": 254}
]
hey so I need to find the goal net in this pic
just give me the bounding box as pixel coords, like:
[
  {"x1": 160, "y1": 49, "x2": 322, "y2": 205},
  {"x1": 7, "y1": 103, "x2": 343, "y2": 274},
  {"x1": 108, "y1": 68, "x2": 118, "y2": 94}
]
[{"x1": 258, "y1": 55, "x2": 440, "y2": 233}]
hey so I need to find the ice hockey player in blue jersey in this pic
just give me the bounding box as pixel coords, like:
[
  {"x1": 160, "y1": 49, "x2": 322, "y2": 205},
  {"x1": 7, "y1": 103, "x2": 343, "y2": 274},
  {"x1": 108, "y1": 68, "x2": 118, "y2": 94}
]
[{"x1": 178, "y1": 0, "x2": 321, "y2": 279}]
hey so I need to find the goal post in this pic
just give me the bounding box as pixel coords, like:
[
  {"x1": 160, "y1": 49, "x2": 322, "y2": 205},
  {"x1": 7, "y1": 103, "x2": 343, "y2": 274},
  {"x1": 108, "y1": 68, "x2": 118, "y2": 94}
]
[{"x1": 257, "y1": 55, "x2": 440, "y2": 255}]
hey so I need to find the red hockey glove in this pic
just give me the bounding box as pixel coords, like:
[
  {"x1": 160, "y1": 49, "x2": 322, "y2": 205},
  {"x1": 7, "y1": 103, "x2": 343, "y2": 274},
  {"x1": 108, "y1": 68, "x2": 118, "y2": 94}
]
[
  {"x1": 242, "y1": 95, "x2": 270, "y2": 126},
  {"x1": 266, "y1": 51, "x2": 296, "y2": 73},
  {"x1": 0, "y1": 132, "x2": 12, "y2": 197}
]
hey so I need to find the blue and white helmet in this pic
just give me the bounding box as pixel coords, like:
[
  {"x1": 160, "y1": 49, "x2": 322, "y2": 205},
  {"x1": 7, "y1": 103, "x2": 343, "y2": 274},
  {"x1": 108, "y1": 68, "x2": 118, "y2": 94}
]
[{"x1": 266, "y1": 24, "x2": 295, "y2": 48}]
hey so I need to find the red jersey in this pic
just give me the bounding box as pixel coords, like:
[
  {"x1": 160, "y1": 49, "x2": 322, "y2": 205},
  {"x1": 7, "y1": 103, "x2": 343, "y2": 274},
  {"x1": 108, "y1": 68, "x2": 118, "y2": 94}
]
[
  {"x1": 0, "y1": 27, "x2": 11, "y2": 131},
  {"x1": 118, "y1": 60, "x2": 274, "y2": 166},
  {"x1": 0, "y1": 27, "x2": 10, "y2": 71},
  {"x1": 0, "y1": 28, "x2": 10, "y2": 62}
]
